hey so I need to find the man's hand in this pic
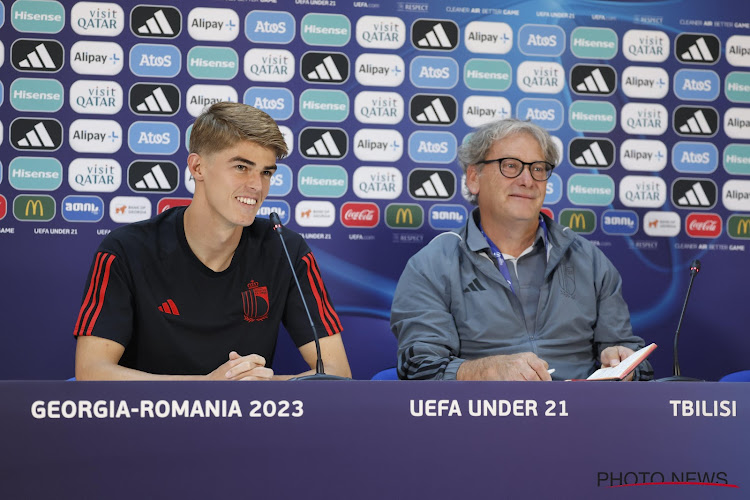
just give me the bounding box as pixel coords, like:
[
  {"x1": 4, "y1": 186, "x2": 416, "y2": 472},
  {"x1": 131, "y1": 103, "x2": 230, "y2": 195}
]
[
  {"x1": 457, "y1": 352, "x2": 551, "y2": 381},
  {"x1": 600, "y1": 345, "x2": 635, "y2": 381},
  {"x1": 207, "y1": 351, "x2": 274, "y2": 381}
]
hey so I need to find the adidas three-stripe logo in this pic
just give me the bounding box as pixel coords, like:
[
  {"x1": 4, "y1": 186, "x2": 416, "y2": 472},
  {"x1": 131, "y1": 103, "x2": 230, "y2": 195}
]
[
  {"x1": 570, "y1": 64, "x2": 616, "y2": 96},
  {"x1": 129, "y1": 83, "x2": 180, "y2": 116},
  {"x1": 301, "y1": 52, "x2": 350, "y2": 83},
  {"x1": 412, "y1": 20, "x2": 459, "y2": 50},
  {"x1": 569, "y1": 138, "x2": 615, "y2": 168},
  {"x1": 11, "y1": 39, "x2": 64, "y2": 72},
  {"x1": 74, "y1": 252, "x2": 116, "y2": 337},
  {"x1": 131, "y1": 6, "x2": 182, "y2": 38},
  {"x1": 408, "y1": 169, "x2": 456, "y2": 200},
  {"x1": 128, "y1": 161, "x2": 179, "y2": 193},
  {"x1": 463, "y1": 278, "x2": 486, "y2": 293},
  {"x1": 672, "y1": 179, "x2": 717, "y2": 209},
  {"x1": 10, "y1": 118, "x2": 63, "y2": 151},
  {"x1": 410, "y1": 95, "x2": 458, "y2": 125},
  {"x1": 158, "y1": 299, "x2": 180, "y2": 315},
  {"x1": 676, "y1": 34, "x2": 720, "y2": 64},
  {"x1": 299, "y1": 128, "x2": 348, "y2": 159},
  {"x1": 674, "y1": 106, "x2": 719, "y2": 137}
]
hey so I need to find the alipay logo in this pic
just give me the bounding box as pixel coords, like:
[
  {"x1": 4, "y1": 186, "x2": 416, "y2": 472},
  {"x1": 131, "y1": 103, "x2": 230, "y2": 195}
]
[
  {"x1": 186, "y1": 85, "x2": 238, "y2": 117},
  {"x1": 726, "y1": 35, "x2": 750, "y2": 68},
  {"x1": 408, "y1": 131, "x2": 457, "y2": 164},
  {"x1": 187, "y1": 8, "x2": 239, "y2": 42},
  {"x1": 70, "y1": 80, "x2": 123, "y2": 115},
  {"x1": 353, "y1": 129, "x2": 403, "y2": 162},
  {"x1": 621, "y1": 66, "x2": 668, "y2": 99},
  {"x1": 354, "y1": 91, "x2": 404, "y2": 125},
  {"x1": 429, "y1": 204, "x2": 467, "y2": 230},
  {"x1": 128, "y1": 122, "x2": 179, "y2": 155},
  {"x1": 68, "y1": 158, "x2": 122, "y2": 193},
  {"x1": 245, "y1": 10, "x2": 295, "y2": 44},
  {"x1": 356, "y1": 53, "x2": 405, "y2": 87},
  {"x1": 11, "y1": 118, "x2": 63, "y2": 152},
  {"x1": 69, "y1": 119, "x2": 122, "y2": 154},
  {"x1": 70, "y1": 41, "x2": 124, "y2": 76},
  {"x1": 244, "y1": 87, "x2": 293, "y2": 121},
  {"x1": 724, "y1": 107, "x2": 750, "y2": 140},
  {"x1": 62, "y1": 195, "x2": 104, "y2": 222},
  {"x1": 244, "y1": 48, "x2": 294, "y2": 83},
  {"x1": 131, "y1": 6, "x2": 182, "y2": 38},
  {"x1": 71, "y1": 2, "x2": 125, "y2": 37},
  {"x1": 257, "y1": 200, "x2": 290, "y2": 225},
  {"x1": 620, "y1": 139, "x2": 667, "y2": 172},
  {"x1": 723, "y1": 180, "x2": 750, "y2": 212},
  {"x1": 601, "y1": 209, "x2": 638, "y2": 236},
  {"x1": 130, "y1": 44, "x2": 181, "y2": 78},
  {"x1": 356, "y1": 16, "x2": 405, "y2": 50},
  {"x1": 464, "y1": 21, "x2": 511, "y2": 54},
  {"x1": 268, "y1": 164, "x2": 292, "y2": 197},
  {"x1": 127, "y1": 161, "x2": 179, "y2": 193},
  {"x1": 11, "y1": 39, "x2": 64, "y2": 72},
  {"x1": 129, "y1": 83, "x2": 180, "y2": 116}
]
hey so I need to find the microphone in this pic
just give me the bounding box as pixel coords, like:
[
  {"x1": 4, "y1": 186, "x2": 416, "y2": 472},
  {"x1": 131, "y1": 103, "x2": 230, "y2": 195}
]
[
  {"x1": 269, "y1": 212, "x2": 349, "y2": 381},
  {"x1": 658, "y1": 259, "x2": 703, "y2": 382}
]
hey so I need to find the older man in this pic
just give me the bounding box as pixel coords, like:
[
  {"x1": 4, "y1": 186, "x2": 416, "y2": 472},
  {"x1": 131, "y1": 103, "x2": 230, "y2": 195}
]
[{"x1": 391, "y1": 118, "x2": 652, "y2": 381}]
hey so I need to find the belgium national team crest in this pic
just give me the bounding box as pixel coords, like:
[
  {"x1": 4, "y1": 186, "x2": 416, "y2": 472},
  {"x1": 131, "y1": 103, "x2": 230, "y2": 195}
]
[{"x1": 242, "y1": 281, "x2": 269, "y2": 322}]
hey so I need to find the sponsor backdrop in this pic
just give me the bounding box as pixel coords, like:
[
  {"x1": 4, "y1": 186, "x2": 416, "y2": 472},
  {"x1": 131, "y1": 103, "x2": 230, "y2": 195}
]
[{"x1": 0, "y1": 0, "x2": 748, "y2": 380}]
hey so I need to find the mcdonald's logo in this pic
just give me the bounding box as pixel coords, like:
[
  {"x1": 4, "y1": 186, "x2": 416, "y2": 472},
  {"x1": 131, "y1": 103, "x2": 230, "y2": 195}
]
[
  {"x1": 386, "y1": 203, "x2": 423, "y2": 229},
  {"x1": 13, "y1": 195, "x2": 55, "y2": 221},
  {"x1": 560, "y1": 209, "x2": 596, "y2": 234},
  {"x1": 728, "y1": 215, "x2": 750, "y2": 239}
]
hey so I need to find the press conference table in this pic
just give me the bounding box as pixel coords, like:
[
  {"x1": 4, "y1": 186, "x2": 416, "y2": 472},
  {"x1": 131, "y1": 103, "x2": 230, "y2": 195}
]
[{"x1": 1, "y1": 381, "x2": 747, "y2": 499}]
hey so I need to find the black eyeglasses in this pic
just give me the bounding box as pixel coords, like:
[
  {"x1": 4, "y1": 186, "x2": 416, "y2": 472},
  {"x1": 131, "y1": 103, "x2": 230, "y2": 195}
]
[{"x1": 476, "y1": 157, "x2": 555, "y2": 181}]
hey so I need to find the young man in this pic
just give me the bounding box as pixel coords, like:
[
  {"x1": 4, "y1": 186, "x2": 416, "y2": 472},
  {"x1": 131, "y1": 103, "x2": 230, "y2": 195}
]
[
  {"x1": 74, "y1": 102, "x2": 351, "y2": 380},
  {"x1": 391, "y1": 118, "x2": 652, "y2": 381}
]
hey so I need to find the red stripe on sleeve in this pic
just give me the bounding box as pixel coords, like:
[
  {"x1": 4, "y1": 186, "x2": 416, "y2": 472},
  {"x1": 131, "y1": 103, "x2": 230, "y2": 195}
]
[
  {"x1": 301, "y1": 254, "x2": 334, "y2": 336},
  {"x1": 74, "y1": 252, "x2": 106, "y2": 336},
  {"x1": 307, "y1": 253, "x2": 343, "y2": 332},
  {"x1": 168, "y1": 299, "x2": 179, "y2": 316},
  {"x1": 82, "y1": 254, "x2": 116, "y2": 336}
]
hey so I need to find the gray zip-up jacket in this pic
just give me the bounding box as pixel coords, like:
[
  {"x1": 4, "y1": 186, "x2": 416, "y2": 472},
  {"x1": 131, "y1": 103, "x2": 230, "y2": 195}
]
[{"x1": 391, "y1": 210, "x2": 653, "y2": 381}]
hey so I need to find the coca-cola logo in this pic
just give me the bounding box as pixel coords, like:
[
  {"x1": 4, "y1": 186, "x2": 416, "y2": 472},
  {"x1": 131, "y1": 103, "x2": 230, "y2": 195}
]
[
  {"x1": 685, "y1": 213, "x2": 721, "y2": 238},
  {"x1": 340, "y1": 202, "x2": 379, "y2": 228}
]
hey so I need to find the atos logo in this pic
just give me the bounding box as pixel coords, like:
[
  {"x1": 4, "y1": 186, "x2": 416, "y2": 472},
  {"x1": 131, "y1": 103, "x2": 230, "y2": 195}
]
[
  {"x1": 129, "y1": 83, "x2": 180, "y2": 116},
  {"x1": 673, "y1": 106, "x2": 719, "y2": 137},
  {"x1": 128, "y1": 122, "x2": 179, "y2": 155},
  {"x1": 157, "y1": 198, "x2": 192, "y2": 214},
  {"x1": 412, "y1": 19, "x2": 459, "y2": 51},
  {"x1": 128, "y1": 161, "x2": 179, "y2": 193},
  {"x1": 301, "y1": 52, "x2": 349, "y2": 84},
  {"x1": 110, "y1": 196, "x2": 151, "y2": 224},
  {"x1": 186, "y1": 85, "x2": 238, "y2": 117},
  {"x1": 570, "y1": 64, "x2": 616, "y2": 96},
  {"x1": 674, "y1": 69, "x2": 720, "y2": 101},
  {"x1": 685, "y1": 213, "x2": 722, "y2": 238},
  {"x1": 601, "y1": 209, "x2": 638, "y2": 236},
  {"x1": 11, "y1": 39, "x2": 64, "y2": 72},
  {"x1": 353, "y1": 129, "x2": 403, "y2": 162},
  {"x1": 299, "y1": 128, "x2": 348, "y2": 160},
  {"x1": 410, "y1": 94, "x2": 458, "y2": 126},
  {"x1": 623, "y1": 29, "x2": 669, "y2": 63},
  {"x1": 70, "y1": 80, "x2": 123, "y2": 115},
  {"x1": 354, "y1": 91, "x2": 404, "y2": 125},
  {"x1": 464, "y1": 21, "x2": 511, "y2": 54},
  {"x1": 257, "y1": 200, "x2": 290, "y2": 225},
  {"x1": 356, "y1": 53, "x2": 405, "y2": 87},
  {"x1": 671, "y1": 178, "x2": 718, "y2": 210},
  {"x1": 187, "y1": 7, "x2": 239, "y2": 42},
  {"x1": 517, "y1": 98, "x2": 563, "y2": 130},
  {"x1": 62, "y1": 195, "x2": 104, "y2": 223},
  {"x1": 569, "y1": 138, "x2": 615, "y2": 169},
  {"x1": 621, "y1": 66, "x2": 669, "y2": 99},
  {"x1": 356, "y1": 16, "x2": 405, "y2": 50},
  {"x1": 70, "y1": 41, "x2": 124, "y2": 76},
  {"x1": 672, "y1": 142, "x2": 718, "y2": 173},
  {"x1": 518, "y1": 24, "x2": 565, "y2": 57},
  {"x1": 429, "y1": 204, "x2": 467, "y2": 230},
  {"x1": 68, "y1": 158, "x2": 122, "y2": 193},
  {"x1": 643, "y1": 211, "x2": 681, "y2": 237},
  {"x1": 544, "y1": 173, "x2": 563, "y2": 205},
  {"x1": 620, "y1": 139, "x2": 667, "y2": 172},
  {"x1": 675, "y1": 34, "x2": 720, "y2": 64},
  {"x1": 245, "y1": 11, "x2": 295, "y2": 44},
  {"x1": 410, "y1": 56, "x2": 458, "y2": 89},
  {"x1": 10, "y1": 118, "x2": 63, "y2": 152},
  {"x1": 69, "y1": 119, "x2": 122, "y2": 154},
  {"x1": 244, "y1": 48, "x2": 294, "y2": 83},
  {"x1": 268, "y1": 163, "x2": 293, "y2": 197},
  {"x1": 11, "y1": 0, "x2": 64, "y2": 34},
  {"x1": 129, "y1": 44, "x2": 181, "y2": 78},
  {"x1": 408, "y1": 168, "x2": 455, "y2": 201},
  {"x1": 408, "y1": 131, "x2": 457, "y2": 164},
  {"x1": 131, "y1": 6, "x2": 182, "y2": 38},
  {"x1": 71, "y1": 2, "x2": 125, "y2": 37},
  {"x1": 244, "y1": 87, "x2": 293, "y2": 121},
  {"x1": 340, "y1": 202, "x2": 379, "y2": 228}
]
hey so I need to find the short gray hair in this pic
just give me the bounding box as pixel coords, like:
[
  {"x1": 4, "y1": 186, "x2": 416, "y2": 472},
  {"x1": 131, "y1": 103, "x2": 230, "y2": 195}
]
[{"x1": 458, "y1": 118, "x2": 559, "y2": 205}]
